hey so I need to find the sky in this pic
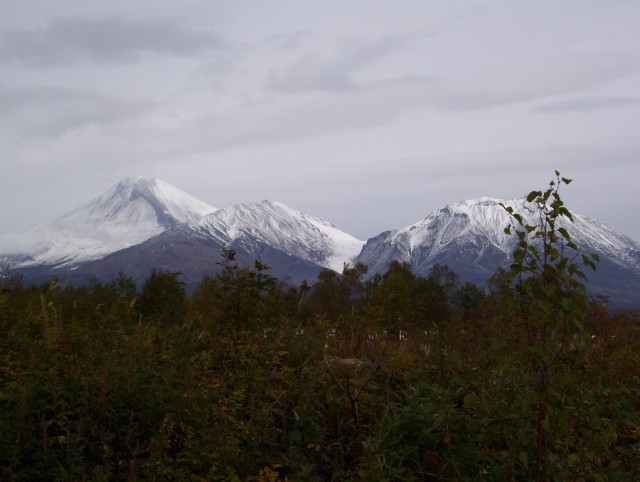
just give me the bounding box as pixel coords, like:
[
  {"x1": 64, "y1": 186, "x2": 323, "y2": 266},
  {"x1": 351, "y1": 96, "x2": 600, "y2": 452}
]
[{"x1": 1, "y1": 0, "x2": 640, "y2": 244}]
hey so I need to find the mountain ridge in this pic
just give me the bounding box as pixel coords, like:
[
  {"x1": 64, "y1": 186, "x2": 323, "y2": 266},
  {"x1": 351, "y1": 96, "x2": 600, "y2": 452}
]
[
  {"x1": 0, "y1": 177, "x2": 217, "y2": 269},
  {"x1": 2, "y1": 178, "x2": 639, "y2": 307},
  {"x1": 354, "y1": 196, "x2": 640, "y2": 307},
  {"x1": 195, "y1": 200, "x2": 364, "y2": 272}
]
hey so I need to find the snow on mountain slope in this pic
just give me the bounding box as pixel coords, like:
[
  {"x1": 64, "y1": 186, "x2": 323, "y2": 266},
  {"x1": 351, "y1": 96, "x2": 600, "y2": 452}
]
[
  {"x1": 195, "y1": 200, "x2": 364, "y2": 271},
  {"x1": 8, "y1": 177, "x2": 217, "y2": 268},
  {"x1": 565, "y1": 212, "x2": 640, "y2": 268},
  {"x1": 4, "y1": 178, "x2": 639, "y2": 304},
  {"x1": 404, "y1": 197, "x2": 516, "y2": 258},
  {"x1": 356, "y1": 197, "x2": 640, "y2": 279}
]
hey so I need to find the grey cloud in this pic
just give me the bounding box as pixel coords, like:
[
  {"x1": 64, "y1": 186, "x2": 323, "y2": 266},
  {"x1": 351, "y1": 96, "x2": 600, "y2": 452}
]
[
  {"x1": 164, "y1": 49, "x2": 640, "y2": 155},
  {"x1": 264, "y1": 45, "x2": 640, "y2": 144},
  {"x1": 0, "y1": 16, "x2": 224, "y2": 65},
  {"x1": 188, "y1": 83, "x2": 427, "y2": 152},
  {"x1": 272, "y1": 30, "x2": 311, "y2": 50},
  {"x1": 165, "y1": 76, "x2": 442, "y2": 154},
  {"x1": 0, "y1": 85, "x2": 153, "y2": 137},
  {"x1": 267, "y1": 34, "x2": 421, "y2": 93},
  {"x1": 534, "y1": 95, "x2": 640, "y2": 113},
  {"x1": 431, "y1": 52, "x2": 640, "y2": 111},
  {"x1": 268, "y1": 54, "x2": 356, "y2": 92}
]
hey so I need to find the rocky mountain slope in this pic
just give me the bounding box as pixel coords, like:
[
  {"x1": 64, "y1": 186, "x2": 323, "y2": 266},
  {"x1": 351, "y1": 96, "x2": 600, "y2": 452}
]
[
  {"x1": 355, "y1": 197, "x2": 640, "y2": 306},
  {"x1": 2, "y1": 180, "x2": 639, "y2": 306}
]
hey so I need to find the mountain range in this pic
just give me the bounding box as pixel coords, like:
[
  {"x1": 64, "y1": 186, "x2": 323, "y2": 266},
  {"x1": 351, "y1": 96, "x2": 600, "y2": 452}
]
[{"x1": 2, "y1": 177, "x2": 639, "y2": 308}]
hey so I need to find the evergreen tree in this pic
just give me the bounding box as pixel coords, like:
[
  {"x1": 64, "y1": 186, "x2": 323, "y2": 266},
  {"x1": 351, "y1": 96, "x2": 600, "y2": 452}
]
[{"x1": 137, "y1": 268, "x2": 186, "y2": 324}]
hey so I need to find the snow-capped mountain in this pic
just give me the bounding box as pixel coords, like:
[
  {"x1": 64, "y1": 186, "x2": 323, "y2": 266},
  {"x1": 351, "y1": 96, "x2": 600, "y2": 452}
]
[
  {"x1": 195, "y1": 200, "x2": 364, "y2": 272},
  {"x1": 58, "y1": 199, "x2": 365, "y2": 288},
  {"x1": 356, "y1": 197, "x2": 516, "y2": 279},
  {"x1": 355, "y1": 197, "x2": 640, "y2": 305},
  {"x1": 0, "y1": 178, "x2": 363, "y2": 287},
  {"x1": 2, "y1": 177, "x2": 217, "y2": 269},
  {"x1": 2, "y1": 179, "x2": 640, "y2": 305}
]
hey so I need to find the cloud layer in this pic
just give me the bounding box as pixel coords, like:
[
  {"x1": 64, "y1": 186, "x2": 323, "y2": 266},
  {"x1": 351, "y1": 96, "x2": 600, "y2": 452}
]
[
  {"x1": 1, "y1": 1, "x2": 639, "y2": 243},
  {"x1": 0, "y1": 16, "x2": 224, "y2": 65}
]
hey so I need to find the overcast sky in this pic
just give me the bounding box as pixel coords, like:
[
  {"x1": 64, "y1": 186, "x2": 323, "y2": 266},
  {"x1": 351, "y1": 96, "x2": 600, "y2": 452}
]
[{"x1": 1, "y1": 1, "x2": 639, "y2": 243}]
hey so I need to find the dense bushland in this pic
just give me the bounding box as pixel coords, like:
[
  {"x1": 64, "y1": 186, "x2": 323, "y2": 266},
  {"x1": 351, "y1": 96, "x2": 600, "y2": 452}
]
[{"x1": 1, "y1": 174, "x2": 640, "y2": 480}]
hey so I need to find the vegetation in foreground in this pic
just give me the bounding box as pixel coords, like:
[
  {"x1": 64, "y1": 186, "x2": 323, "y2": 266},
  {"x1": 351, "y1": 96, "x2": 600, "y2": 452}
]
[{"x1": 1, "y1": 173, "x2": 639, "y2": 481}]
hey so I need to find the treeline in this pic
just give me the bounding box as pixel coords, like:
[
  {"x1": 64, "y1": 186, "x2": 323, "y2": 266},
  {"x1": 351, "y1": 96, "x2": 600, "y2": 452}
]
[{"x1": 1, "y1": 174, "x2": 640, "y2": 480}]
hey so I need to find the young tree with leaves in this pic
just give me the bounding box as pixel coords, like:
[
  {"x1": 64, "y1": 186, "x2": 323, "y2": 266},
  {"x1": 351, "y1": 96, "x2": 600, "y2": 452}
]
[{"x1": 501, "y1": 171, "x2": 598, "y2": 481}]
